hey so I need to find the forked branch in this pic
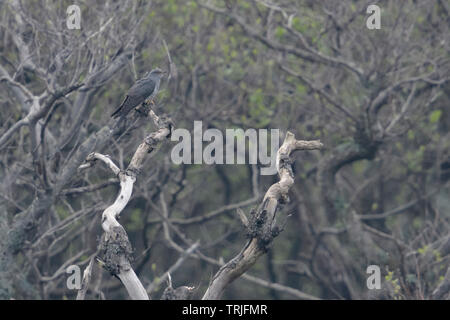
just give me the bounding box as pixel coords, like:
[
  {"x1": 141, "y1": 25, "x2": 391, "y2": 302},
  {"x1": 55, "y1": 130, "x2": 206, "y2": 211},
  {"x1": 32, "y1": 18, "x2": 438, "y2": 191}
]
[{"x1": 202, "y1": 132, "x2": 323, "y2": 300}]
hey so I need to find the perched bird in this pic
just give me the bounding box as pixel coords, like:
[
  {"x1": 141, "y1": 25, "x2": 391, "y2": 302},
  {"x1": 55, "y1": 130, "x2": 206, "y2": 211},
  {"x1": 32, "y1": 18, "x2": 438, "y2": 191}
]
[{"x1": 111, "y1": 68, "x2": 166, "y2": 118}]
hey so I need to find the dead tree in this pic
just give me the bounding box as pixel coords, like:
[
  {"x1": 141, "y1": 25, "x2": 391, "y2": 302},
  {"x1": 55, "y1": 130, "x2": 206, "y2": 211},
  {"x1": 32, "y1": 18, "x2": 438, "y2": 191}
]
[
  {"x1": 77, "y1": 108, "x2": 173, "y2": 299},
  {"x1": 76, "y1": 114, "x2": 322, "y2": 299},
  {"x1": 203, "y1": 133, "x2": 322, "y2": 299}
]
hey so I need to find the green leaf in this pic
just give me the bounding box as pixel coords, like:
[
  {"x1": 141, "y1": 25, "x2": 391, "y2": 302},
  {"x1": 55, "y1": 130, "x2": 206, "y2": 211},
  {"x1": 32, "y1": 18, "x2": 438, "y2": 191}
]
[
  {"x1": 207, "y1": 38, "x2": 215, "y2": 52},
  {"x1": 296, "y1": 84, "x2": 306, "y2": 95},
  {"x1": 417, "y1": 245, "x2": 429, "y2": 255},
  {"x1": 429, "y1": 110, "x2": 442, "y2": 123},
  {"x1": 275, "y1": 26, "x2": 286, "y2": 38}
]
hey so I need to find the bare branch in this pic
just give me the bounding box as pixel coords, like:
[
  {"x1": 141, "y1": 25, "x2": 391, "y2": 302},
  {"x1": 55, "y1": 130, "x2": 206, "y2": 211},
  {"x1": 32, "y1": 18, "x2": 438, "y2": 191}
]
[{"x1": 202, "y1": 132, "x2": 322, "y2": 299}]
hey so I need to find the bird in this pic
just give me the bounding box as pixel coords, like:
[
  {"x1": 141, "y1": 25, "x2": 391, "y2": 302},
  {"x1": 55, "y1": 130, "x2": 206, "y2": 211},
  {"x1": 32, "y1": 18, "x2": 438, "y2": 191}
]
[{"x1": 111, "y1": 68, "x2": 166, "y2": 118}]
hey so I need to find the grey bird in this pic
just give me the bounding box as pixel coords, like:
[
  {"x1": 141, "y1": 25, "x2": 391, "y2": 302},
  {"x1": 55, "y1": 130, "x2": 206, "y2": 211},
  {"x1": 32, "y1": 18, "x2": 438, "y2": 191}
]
[{"x1": 111, "y1": 68, "x2": 166, "y2": 118}]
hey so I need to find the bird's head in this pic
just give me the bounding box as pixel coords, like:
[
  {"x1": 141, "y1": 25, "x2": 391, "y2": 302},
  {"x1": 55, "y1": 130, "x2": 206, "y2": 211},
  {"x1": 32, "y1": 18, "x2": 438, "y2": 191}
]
[{"x1": 148, "y1": 68, "x2": 167, "y2": 78}]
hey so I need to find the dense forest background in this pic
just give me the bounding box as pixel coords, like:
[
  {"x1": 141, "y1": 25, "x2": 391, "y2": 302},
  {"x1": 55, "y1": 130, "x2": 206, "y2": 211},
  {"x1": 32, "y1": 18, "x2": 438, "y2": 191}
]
[{"x1": 0, "y1": 0, "x2": 449, "y2": 300}]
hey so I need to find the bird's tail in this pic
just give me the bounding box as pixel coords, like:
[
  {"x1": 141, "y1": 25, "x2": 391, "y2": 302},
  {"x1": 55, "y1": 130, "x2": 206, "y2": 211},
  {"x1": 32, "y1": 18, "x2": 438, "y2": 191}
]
[{"x1": 111, "y1": 106, "x2": 122, "y2": 118}]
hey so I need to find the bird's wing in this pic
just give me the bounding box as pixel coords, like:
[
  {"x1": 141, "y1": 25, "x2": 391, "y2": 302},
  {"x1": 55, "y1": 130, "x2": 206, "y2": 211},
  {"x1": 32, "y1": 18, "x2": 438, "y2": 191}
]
[
  {"x1": 111, "y1": 77, "x2": 157, "y2": 118},
  {"x1": 129, "y1": 77, "x2": 156, "y2": 99},
  {"x1": 111, "y1": 94, "x2": 144, "y2": 117},
  {"x1": 122, "y1": 92, "x2": 144, "y2": 109}
]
